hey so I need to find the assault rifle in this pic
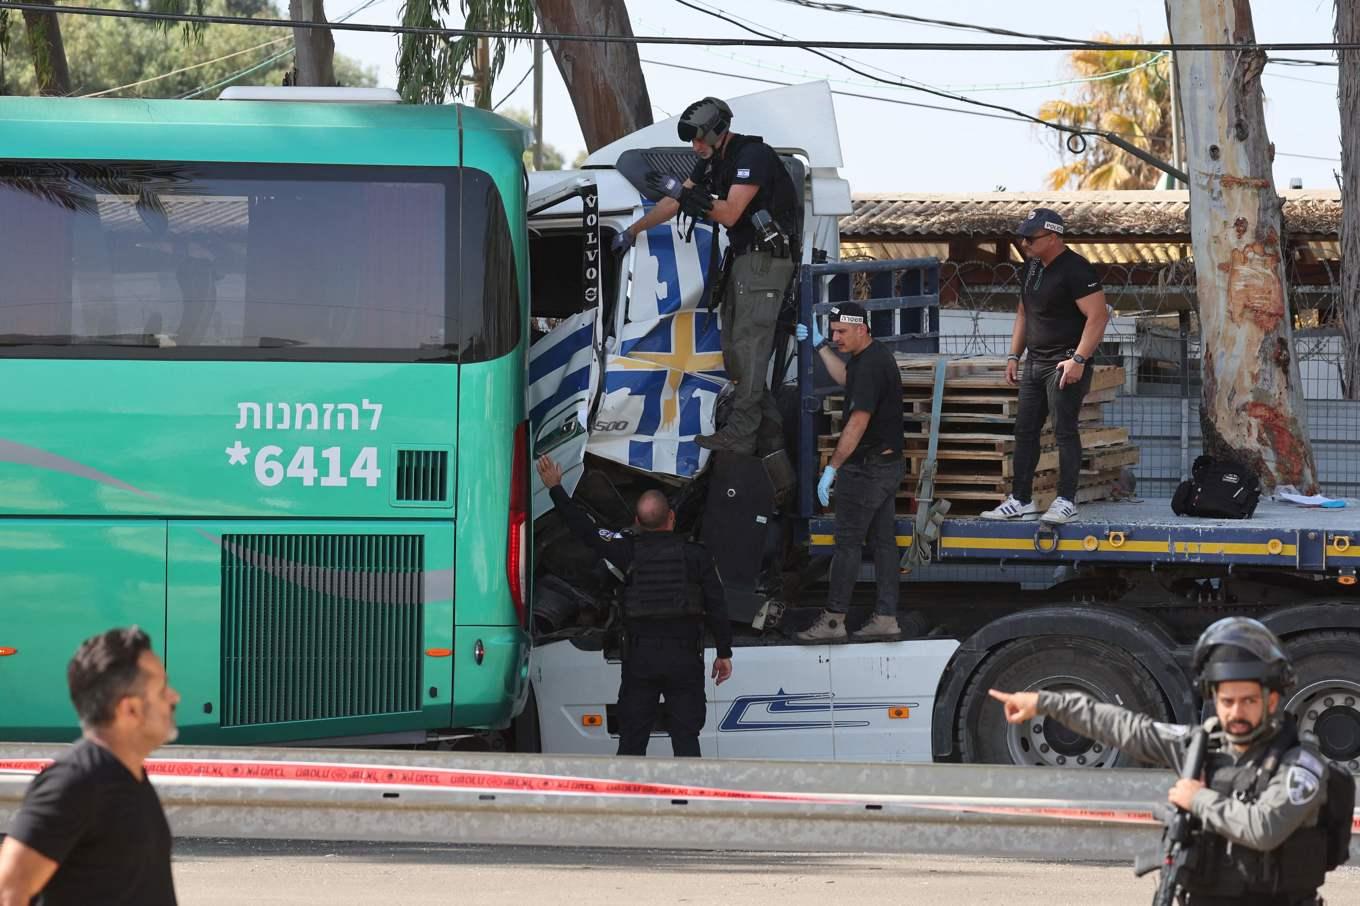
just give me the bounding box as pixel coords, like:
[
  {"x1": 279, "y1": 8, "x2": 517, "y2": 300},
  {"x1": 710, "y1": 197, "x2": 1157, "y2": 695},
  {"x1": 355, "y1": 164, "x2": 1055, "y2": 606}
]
[{"x1": 1134, "y1": 719, "x2": 1213, "y2": 906}]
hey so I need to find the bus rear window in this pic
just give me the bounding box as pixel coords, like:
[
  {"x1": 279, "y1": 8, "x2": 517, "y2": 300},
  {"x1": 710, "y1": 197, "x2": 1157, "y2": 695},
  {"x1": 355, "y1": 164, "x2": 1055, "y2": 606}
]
[{"x1": 0, "y1": 161, "x2": 517, "y2": 362}]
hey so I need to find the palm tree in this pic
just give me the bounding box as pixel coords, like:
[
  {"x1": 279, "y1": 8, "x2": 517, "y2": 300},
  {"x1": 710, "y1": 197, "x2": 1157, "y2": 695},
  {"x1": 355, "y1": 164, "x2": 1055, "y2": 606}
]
[{"x1": 1037, "y1": 34, "x2": 1173, "y2": 191}]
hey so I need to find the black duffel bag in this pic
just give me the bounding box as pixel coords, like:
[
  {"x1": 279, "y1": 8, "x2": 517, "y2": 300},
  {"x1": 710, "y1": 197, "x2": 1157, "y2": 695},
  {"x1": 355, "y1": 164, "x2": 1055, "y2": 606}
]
[{"x1": 1171, "y1": 455, "x2": 1262, "y2": 519}]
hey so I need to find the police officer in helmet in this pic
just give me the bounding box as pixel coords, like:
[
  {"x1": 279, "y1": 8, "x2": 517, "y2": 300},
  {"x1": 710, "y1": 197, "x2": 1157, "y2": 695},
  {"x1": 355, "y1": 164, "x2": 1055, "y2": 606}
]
[
  {"x1": 613, "y1": 96, "x2": 802, "y2": 457},
  {"x1": 992, "y1": 618, "x2": 1344, "y2": 906},
  {"x1": 536, "y1": 454, "x2": 734, "y2": 757}
]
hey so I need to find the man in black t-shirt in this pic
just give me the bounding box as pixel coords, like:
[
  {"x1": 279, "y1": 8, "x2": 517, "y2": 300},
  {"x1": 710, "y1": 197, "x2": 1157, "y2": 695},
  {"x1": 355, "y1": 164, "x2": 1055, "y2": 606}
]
[
  {"x1": 0, "y1": 627, "x2": 180, "y2": 906},
  {"x1": 614, "y1": 96, "x2": 802, "y2": 456},
  {"x1": 982, "y1": 208, "x2": 1109, "y2": 525},
  {"x1": 794, "y1": 303, "x2": 911, "y2": 642}
]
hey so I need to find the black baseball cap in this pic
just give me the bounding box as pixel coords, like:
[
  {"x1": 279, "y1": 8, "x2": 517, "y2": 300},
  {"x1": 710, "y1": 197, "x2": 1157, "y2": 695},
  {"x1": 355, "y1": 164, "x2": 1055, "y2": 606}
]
[
  {"x1": 1015, "y1": 208, "x2": 1066, "y2": 238},
  {"x1": 828, "y1": 302, "x2": 868, "y2": 325}
]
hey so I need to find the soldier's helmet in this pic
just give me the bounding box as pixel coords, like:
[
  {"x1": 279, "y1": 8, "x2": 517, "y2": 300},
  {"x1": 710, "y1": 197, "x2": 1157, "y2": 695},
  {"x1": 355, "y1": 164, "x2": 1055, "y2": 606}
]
[
  {"x1": 677, "y1": 97, "x2": 733, "y2": 145},
  {"x1": 1192, "y1": 616, "x2": 1295, "y2": 699}
]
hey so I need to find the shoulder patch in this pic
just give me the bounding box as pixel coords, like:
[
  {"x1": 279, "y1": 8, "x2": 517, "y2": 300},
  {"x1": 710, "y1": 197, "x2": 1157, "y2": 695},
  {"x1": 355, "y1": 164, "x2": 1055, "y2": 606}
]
[
  {"x1": 736, "y1": 168, "x2": 751, "y2": 179},
  {"x1": 597, "y1": 528, "x2": 622, "y2": 541},
  {"x1": 1288, "y1": 747, "x2": 1327, "y2": 777},
  {"x1": 1152, "y1": 721, "x2": 1191, "y2": 739},
  {"x1": 1286, "y1": 763, "x2": 1322, "y2": 805}
]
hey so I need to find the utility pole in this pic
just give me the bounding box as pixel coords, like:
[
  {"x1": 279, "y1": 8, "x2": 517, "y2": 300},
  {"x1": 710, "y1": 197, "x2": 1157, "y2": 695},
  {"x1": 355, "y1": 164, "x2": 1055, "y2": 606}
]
[
  {"x1": 1165, "y1": 54, "x2": 1183, "y2": 189},
  {"x1": 533, "y1": 39, "x2": 544, "y2": 170},
  {"x1": 1164, "y1": 0, "x2": 1317, "y2": 492}
]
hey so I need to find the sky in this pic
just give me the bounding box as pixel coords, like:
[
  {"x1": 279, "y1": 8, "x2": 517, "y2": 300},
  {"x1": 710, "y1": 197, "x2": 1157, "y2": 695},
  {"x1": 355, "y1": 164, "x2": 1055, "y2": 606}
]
[{"x1": 328, "y1": 0, "x2": 1344, "y2": 194}]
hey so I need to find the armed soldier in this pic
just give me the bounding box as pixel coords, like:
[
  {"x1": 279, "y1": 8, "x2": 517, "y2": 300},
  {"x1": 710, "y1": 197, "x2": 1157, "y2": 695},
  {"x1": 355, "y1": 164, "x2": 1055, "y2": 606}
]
[
  {"x1": 991, "y1": 617, "x2": 1351, "y2": 906},
  {"x1": 536, "y1": 454, "x2": 733, "y2": 757},
  {"x1": 613, "y1": 96, "x2": 802, "y2": 457}
]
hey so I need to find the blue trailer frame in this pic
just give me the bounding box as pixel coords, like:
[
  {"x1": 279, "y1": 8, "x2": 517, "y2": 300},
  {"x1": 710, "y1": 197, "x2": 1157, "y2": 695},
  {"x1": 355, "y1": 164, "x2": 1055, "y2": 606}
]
[{"x1": 796, "y1": 257, "x2": 1360, "y2": 583}]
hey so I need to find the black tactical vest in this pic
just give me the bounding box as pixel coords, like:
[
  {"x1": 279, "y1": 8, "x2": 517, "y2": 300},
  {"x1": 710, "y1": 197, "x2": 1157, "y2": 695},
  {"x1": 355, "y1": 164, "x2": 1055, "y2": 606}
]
[
  {"x1": 702, "y1": 133, "x2": 802, "y2": 254},
  {"x1": 1182, "y1": 725, "x2": 1329, "y2": 899},
  {"x1": 622, "y1": 533, "x2": 704, "y2": 622}
]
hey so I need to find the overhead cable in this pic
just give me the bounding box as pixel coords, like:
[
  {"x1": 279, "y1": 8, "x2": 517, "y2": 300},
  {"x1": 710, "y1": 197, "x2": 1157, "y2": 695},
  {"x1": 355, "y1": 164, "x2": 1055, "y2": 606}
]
[{"x1": 0, "y1": 1, "x2": 1358, "y2": 53}]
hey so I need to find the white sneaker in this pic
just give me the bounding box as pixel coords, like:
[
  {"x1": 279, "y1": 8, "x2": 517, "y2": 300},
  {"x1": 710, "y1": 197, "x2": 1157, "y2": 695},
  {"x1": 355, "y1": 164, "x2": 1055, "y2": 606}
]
[
  {"x1": 1041, "y1": 497, "x2": 1078, "y2": 524},
  {"x1": 979, "y1": 495, "x2": 1039, "y2": 520}
]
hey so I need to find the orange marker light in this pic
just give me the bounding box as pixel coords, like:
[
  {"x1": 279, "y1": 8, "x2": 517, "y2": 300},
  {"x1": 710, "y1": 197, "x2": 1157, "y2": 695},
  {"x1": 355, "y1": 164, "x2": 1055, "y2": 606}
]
[
  {"x1": 1340, "y1": 575, "x2": 1357, "y2": 586},
  {"x1": 425, "y1": 648, "x2": 453, "y2": 658},
  {"x1": 581, "y1": 714, "x2": 604, "y2": 727},
  {"x1": 888, "y1": 707, "x2": 911, "y2": 719},
  {"x1": 0, "y1": 647, "x2": 16, "y2": 657}
]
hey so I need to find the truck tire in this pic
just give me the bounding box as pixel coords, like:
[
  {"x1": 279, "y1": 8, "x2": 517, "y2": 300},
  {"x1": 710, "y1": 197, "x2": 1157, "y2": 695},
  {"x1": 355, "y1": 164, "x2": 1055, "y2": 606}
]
[
  {"x1": 956, "y1": 636, "x2": 1171, "y2": 768},
  {"x1": 512, "y1": 687, "x2": 542, "y2": 754},
  {"x1": 1283, "y1": 630, "x2": 1360, "y2": 771}
]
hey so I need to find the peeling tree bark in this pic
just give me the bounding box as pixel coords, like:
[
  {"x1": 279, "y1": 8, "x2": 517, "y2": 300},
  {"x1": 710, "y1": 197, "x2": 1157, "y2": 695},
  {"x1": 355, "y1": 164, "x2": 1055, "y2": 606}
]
[
  {"x1": 535, "y1": 0, "x2": 651, "y2": 151},
  {"x1": 1166, "y1": 0, "x2": 1317, "y2": 492},
  {"x1": 1338, "y1": 0, "x2": 1360, "y2": 399}
]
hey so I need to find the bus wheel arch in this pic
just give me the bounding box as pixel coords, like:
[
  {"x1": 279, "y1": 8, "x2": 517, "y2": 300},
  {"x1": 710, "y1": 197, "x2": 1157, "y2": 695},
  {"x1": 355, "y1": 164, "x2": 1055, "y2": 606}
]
[{"x1": 931, "y1": 606, "x2": 1194, "y2": 764}]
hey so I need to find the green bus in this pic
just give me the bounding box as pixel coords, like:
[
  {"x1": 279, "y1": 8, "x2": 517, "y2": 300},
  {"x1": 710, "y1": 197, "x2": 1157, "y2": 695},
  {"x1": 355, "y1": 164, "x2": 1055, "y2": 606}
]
[{"x1": 0, "y1": 91, "x2": 532, "y2": 745}]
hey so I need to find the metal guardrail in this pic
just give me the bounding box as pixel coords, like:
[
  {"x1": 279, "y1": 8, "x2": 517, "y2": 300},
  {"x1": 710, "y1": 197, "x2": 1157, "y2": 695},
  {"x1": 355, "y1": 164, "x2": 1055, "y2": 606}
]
[{"x1": 0, "y1": 743, "x2": 1194, "y2": 859}]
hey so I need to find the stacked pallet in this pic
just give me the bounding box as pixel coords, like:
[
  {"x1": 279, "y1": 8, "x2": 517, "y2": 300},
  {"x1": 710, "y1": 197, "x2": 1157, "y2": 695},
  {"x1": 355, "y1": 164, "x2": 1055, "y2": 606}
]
[{"x1": 819, "y1": 357, "x2": 1138, "y2": 516}]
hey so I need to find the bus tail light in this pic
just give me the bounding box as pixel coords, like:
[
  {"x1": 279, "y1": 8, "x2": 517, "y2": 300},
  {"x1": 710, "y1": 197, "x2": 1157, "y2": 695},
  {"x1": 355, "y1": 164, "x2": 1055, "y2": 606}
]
[{"x1": 507, "y1": 421, "x2": 529, "y2": 629}]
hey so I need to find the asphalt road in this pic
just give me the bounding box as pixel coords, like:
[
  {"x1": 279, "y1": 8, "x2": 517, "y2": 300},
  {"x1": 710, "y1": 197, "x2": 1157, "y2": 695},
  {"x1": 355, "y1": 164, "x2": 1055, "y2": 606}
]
[{"x1": 171, "y1": 840, "x2": 1360, "y2": 905}]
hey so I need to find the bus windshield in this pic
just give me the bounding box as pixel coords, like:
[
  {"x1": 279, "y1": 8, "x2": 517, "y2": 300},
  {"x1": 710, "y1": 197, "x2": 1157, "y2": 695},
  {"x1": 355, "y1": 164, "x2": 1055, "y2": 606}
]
[{"x1": 0, "y1": 161, "x2": 463, "y2": 361}]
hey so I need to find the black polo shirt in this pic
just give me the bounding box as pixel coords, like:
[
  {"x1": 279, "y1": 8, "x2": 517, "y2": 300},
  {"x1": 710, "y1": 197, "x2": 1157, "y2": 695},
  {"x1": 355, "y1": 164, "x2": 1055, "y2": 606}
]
[
  {"x1": 1020, "y1": 248, "x2": 1102, "y2": 360},
  {"x1": 842, "y1": 339, "x2": 903, "y2": 465}
]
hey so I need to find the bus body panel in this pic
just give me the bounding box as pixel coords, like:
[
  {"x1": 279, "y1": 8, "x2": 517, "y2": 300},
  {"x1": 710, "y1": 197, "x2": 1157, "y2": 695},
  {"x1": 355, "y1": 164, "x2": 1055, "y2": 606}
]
[
  {"x1": 0, "y1": 96, "x2": 531, "y2": 744},
  {"x1": 0, "y1": 361, "x2": 458, "y2": 518},
  {"x1": 1, "y1": 521, "x2": 168, "y2": 740}
]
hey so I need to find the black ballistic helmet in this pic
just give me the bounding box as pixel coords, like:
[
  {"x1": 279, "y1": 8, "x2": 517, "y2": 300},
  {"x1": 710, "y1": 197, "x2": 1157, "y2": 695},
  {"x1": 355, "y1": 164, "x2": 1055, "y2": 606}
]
[
  {"x1": 677, "y1": 96, "x2": 732, "y2": 145},
  {"x1": 1192, "y1": 617, "x2": 1294, "y2": 745},
  {"x1": 1192, "y1": 616, "x2": 1295, "y2": 698}
]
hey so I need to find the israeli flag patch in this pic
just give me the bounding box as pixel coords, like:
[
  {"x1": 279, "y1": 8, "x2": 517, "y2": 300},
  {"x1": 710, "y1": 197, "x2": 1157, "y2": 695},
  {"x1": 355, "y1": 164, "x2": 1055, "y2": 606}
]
[
  {"x1": 736, "y1": 168, "x2": 751, "y2": 178},
  {"x1": 1287, "y1": 764, "x2": 1321, "y2": 805}
]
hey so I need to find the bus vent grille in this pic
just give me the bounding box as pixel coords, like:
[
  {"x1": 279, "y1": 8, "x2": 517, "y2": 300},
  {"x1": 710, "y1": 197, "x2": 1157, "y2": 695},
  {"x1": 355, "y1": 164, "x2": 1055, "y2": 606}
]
[
  {"x1": 395, "y1": 449, "x2": 449, "y2": 503},
  {"x1": 220, "y1": 533, "x2": 424, "y2": 728}
]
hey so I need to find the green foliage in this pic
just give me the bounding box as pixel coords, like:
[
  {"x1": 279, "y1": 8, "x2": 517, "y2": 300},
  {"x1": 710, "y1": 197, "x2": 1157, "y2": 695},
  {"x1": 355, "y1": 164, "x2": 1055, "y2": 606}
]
[
  {"x1": 1037, "y1": 34, "x2": 1173, "y2": 191},
  {"x1": 0, "y1": 0, "x2": 376, "y2": 97},
  {"x1": 397, "y1": 0, "x2": 534, "y2": 105}
]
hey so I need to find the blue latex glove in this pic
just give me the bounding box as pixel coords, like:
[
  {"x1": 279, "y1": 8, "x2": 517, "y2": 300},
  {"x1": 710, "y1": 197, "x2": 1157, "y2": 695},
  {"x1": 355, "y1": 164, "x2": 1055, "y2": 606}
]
[
  {"x1": 795, "y1": 320, "x2": 825, "y2": 346},
  {"x1": 646, "y1": 171, "x2": 685, "y2": 201},
  {"x1": 611, "y1": 230, "x2": 635, "y2": 253},
  {"x1": 817, "y1": 465, "x2": 837, "y2": 507}
]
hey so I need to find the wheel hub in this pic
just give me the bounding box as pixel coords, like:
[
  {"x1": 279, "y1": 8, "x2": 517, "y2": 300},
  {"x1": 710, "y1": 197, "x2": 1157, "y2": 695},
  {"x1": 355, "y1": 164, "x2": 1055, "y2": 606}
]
[
  {"x1": 1288, "y1": 679, "x2": 1360, "y2": 770},
  {"x1": 1006, "y1": 676, "x2": 1122, "y2": 769}
]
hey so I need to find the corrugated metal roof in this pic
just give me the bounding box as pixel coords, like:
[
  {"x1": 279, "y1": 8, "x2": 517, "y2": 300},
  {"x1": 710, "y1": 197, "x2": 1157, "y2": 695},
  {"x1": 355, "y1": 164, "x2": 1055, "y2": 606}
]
[{"x1": 842, "y1": 189, "x2": 1341, "y2": 238}]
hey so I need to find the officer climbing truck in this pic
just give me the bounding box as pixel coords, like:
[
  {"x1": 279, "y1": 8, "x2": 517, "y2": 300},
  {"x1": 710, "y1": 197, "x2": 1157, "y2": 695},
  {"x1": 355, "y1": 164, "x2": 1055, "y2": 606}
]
[{"x1": 520, "y1": 80, "x2": 1360, "y2": 768}]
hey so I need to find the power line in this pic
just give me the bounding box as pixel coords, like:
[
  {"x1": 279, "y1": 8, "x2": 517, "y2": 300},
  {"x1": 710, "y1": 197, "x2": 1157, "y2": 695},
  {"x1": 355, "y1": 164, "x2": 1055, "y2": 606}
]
[
  {"x1": 82, "y1": 37, "x2": 290, "y2": 98},
  {"x1": 493, "y1": 65, "x2": 532, "y2": 110},
  {"x1": 1, "y1": 2, "x2": 1359, "y2": 53},
  {"x1": 767, "y1": 0, "x2": 1089, "y2": 45}
]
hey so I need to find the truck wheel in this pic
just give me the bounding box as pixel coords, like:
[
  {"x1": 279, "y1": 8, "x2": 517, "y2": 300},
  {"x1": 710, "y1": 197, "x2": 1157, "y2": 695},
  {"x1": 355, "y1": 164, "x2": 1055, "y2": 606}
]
[
  {"x1": 1284, "y1": 631, "x2": 1360, "y2": 771},
  {"x1": 957, "y1": 636, "x2": 1170, "y2": 768}
]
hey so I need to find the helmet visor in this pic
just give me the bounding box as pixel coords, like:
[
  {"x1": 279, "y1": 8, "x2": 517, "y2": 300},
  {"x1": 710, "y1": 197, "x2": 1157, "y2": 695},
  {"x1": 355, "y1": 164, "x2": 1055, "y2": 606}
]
[{"x1": 677, "y1": 120, "x2": 699, "y2": 143}]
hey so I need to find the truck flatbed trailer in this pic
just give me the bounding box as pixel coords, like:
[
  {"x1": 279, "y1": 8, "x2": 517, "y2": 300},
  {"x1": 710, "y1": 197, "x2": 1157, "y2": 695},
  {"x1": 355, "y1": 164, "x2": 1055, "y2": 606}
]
[{"x1": 809, "y1": 499, "x2": 1360, "y2": 573}]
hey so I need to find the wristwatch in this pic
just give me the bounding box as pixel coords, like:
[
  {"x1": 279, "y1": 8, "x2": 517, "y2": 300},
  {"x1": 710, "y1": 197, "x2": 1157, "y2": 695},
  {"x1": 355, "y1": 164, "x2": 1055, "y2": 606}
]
[{"x1": 1072, "y1": 352, "x2": 1089, "y2": 365}]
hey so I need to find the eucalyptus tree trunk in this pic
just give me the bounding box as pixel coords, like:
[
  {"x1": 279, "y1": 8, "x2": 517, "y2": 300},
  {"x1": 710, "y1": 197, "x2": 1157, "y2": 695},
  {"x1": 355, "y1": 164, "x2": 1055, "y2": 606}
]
[
  {"x1": 1338, "y1": 1, "x2": 1360, "y2": 399},
  {"x1": 289, "y1": 0, "x2": 336, "y2": 87},
  {"x1": 535, "y1": 0, "x2": 650, "y2": 151},
  {"x1": 1165, "y1": 0, "x2": 1317, "y2": 491},
  {"x1": 22, "y1": 1, "x2": 72, "y2": 96}
]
